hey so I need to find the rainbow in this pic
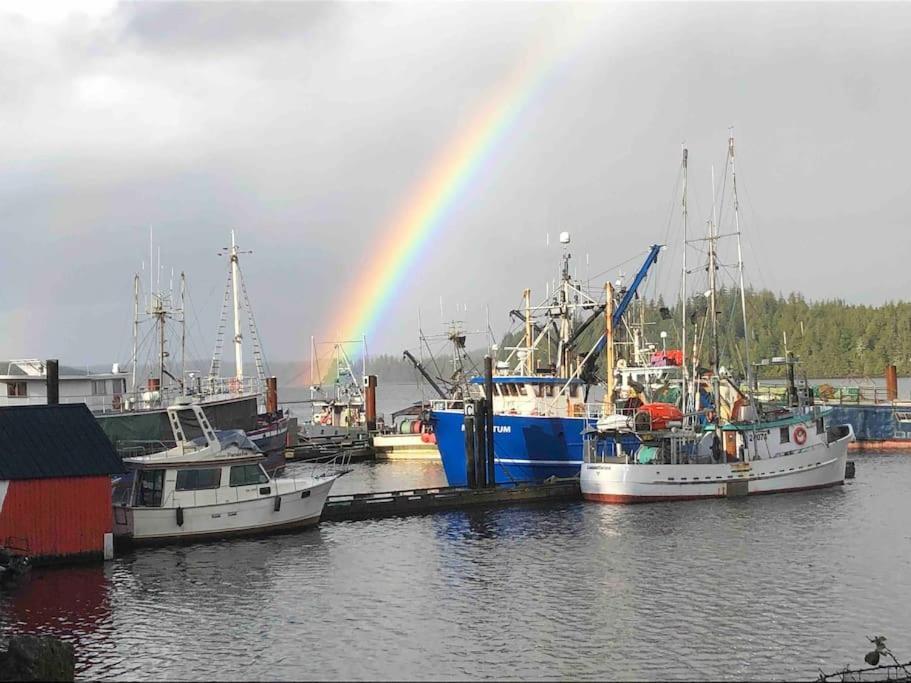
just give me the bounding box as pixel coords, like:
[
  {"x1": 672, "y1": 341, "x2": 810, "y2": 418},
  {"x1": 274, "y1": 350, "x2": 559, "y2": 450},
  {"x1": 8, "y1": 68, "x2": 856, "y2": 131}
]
[{"x1": 319, "y1": 10, "x2": 604, "y2": 367}]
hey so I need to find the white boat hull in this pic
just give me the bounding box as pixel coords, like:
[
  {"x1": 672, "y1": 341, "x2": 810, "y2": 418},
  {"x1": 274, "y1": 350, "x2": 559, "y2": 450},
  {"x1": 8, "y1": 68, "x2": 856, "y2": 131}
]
[
  {"x1": 114, "y1": 476, "x2": 337, "y2": 544},
  {"x1": 373, "y1": 434, "x2": 440, "y2": 460},
  {"x1": 582, "y1": 427, "x2": 853, "y2": 504}
]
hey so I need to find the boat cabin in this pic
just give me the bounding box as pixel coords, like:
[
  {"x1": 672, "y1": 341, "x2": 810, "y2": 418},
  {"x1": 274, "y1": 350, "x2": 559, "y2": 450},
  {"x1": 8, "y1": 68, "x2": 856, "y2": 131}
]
[
  {"x1": 114, "y1": 400, "x2": 270, "y2": 513},
  {"x1": 470, "y1": 376, "x2": 587, "y2": 417}
]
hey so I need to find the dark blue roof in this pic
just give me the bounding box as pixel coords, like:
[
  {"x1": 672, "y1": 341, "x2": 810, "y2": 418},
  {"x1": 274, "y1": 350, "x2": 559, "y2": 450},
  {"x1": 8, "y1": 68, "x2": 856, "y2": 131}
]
[
  {"x1": 0, "y1": 404, "x2": 125, "y2": 480},
  {"x1": 469, "y1": 376, "x2": 583, "y2": 385}
]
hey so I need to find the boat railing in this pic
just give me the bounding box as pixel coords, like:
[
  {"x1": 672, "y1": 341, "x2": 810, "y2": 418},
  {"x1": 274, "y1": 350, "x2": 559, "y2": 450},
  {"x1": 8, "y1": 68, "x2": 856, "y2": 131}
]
[
  {"x1": 116, "y1": 440, "x2": 174, "y2": 458},
  {"x1": 1, "y1": 376, "x2": 265, "y2": 414},
  {"x1": 752, "y1": 381, "x2": 906, "y2": 406}
]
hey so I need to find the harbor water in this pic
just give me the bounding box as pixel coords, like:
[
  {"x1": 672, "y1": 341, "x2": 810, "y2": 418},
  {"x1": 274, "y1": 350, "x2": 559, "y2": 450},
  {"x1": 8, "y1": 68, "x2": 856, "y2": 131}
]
[{"x1": 1, "y1": 450, "x2": 909, "y2": 681}]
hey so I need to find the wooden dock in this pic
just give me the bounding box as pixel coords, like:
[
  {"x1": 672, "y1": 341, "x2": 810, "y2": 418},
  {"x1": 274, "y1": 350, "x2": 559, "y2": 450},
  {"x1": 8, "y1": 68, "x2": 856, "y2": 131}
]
[{"x1": 321, "y1": 478, "x2": 581, "y2": 523}]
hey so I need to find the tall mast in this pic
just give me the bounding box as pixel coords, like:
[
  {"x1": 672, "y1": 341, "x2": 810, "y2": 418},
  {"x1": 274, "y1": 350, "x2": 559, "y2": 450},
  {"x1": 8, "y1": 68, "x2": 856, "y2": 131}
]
[
  {"x1": 230, "y1": 230, "x2": 243, "y2": 383},
  {"x1": 681, "y1": 146, "x2": 689, "y2": 417},
  {"x1": 132, "y1": 273, "x2": 140, "y2": 394},
  {"x1": 604, "y1": 282, "x2": 615, "y2": 414},
  {"x1": 524, "y1": 288, "x2": 533, "y2": 375},
  {"x1": 729, "y1": 131, "x2": 753, "y2": 390},
  {"x1": 158, "y1": 295, "x2": 165, "y2": 393},
  {"x1": 180, "y1": 272, "x2": 187, "y2": 395},
  {"x1": 310, "y1": 335, "x2": 316, "y2": 392},
  {"x1": 709, "y1": 166, "x2": 721, "y2": 426}
]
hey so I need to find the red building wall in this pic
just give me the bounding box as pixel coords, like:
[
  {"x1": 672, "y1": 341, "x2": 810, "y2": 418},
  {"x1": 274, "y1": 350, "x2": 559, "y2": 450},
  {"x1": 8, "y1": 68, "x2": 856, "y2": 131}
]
[{"x1": 0, "y1": 476, "x2": 113, "y2": 561}]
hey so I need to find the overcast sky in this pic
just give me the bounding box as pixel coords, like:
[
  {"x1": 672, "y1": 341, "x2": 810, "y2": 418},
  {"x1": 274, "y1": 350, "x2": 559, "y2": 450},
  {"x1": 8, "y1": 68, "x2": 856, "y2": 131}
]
[{"x1": 1, "y1": 1, "x2": 909, "y2": 367}]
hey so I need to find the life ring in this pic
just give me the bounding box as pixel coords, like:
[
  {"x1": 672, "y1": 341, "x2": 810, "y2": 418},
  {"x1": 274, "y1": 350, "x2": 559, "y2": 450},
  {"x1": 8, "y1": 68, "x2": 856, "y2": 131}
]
[
  {"x1": 112, "y1": 394, "x2": 122, "y2": 411},
  {"x1": 228, "y1": 378, "x2": 242, "y2": 393},
  {"x1": 793, "y1": 425, "x2": 807, "y2": 446}
]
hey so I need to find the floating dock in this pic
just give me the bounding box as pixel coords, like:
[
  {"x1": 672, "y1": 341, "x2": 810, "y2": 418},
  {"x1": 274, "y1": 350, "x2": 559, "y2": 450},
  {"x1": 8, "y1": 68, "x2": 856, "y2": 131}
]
[{"x1": 321, "y1": 478, "x2": 581, "y2": 523}]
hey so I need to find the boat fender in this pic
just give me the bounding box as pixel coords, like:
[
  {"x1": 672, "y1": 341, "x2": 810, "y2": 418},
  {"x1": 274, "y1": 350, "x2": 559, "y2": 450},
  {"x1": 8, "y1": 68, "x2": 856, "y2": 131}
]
[
  {"x1": 794, "y1": 426, "x2": 807, "y2": 445},
  {"x1": 176, "y1": 507, "x2": 184, "y2": 527},
  {"x1": 274, "y1": 496, "x2": 282, "y2": 512}
]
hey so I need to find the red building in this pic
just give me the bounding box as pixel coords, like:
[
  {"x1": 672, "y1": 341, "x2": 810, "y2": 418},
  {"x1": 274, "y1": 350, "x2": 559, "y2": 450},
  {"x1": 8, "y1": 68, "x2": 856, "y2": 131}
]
[{"x1": 0, "y1": 404, "x2": 124, "y2": 563}]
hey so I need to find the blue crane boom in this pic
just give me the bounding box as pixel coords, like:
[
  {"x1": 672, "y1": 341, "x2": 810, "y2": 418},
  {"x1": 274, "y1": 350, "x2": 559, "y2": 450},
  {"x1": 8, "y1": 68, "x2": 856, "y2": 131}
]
[{"x1": 592, "y1": 243, "x2": 663, "y2": 355}]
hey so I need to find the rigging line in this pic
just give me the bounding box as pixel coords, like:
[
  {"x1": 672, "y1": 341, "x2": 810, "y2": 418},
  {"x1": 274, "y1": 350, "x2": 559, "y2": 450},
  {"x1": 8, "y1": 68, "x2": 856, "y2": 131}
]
[
  {"x1": 588, "y1": 249, "x2": 652, "y2": 284},
  {"x1": 737, "y1": 176, "x2": 770, "y2": 293}
]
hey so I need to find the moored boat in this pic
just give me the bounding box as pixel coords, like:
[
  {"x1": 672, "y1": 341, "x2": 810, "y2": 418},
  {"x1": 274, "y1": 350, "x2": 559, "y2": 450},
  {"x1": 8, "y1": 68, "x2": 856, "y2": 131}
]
[
  {"x1": 581, "y1": 136, "x2": 856, "y2": 504},
  {"x1": 581, "y1": 401, "x2": 854, "y2": 503},
  {"x1": 431, "y1": 237, "x2": 665, "y2": 486},
  {"x1": 112, "y1": 399, "x2": 344, "y2": 544}
]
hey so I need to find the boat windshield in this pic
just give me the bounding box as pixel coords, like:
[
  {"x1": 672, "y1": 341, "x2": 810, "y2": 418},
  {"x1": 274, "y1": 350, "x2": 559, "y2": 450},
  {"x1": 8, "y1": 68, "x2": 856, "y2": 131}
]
[{"x1": 191, "y1": 429, "x2": 261, "y2": 453}]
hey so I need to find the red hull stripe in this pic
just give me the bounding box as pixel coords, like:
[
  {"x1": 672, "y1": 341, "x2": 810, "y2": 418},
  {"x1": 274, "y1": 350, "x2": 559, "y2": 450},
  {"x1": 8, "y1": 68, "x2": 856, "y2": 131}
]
[{"x1": 583, "y1": 480, "x2": 844, "y2": 504}]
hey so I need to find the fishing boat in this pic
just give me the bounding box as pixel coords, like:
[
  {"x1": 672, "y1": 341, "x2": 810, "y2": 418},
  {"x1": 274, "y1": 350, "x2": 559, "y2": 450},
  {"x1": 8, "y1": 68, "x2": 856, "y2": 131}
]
[
  {"x1": 431, "y1": 234, "x2": 665, "y2": 486},
  {"x1": 581, "y1": 137, "x2": 855, "y2": 503},
  {"x1": 112, "y1": 398, "x2": 344, "y2": 544},
  {"x1": 96, "y1": 231, "x2": 288, "y2": 471},
  {"x1": 372, "y1": 402, "x2": 439, "y2": 460},
  {"x1": 304, "y1": 337, "x2": 368, "y2": 438}
]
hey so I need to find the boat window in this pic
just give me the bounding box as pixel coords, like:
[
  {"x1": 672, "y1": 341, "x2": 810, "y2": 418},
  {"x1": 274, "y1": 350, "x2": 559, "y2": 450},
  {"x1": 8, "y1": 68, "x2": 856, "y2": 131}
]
[
  {"x1": 779, "y1": 427, "x2": 789, "y2": 444},
  {"x1": 229, "y1": 464, "x2": 270, "y2": 487},
  {"x1": 816, "y1": 417, "x2": 825, "y2": 434},
  {"x1": 5, "y1": 381, "x2": 26, "y2": 398},
  {"x1": 113, "y1": 378, "x2": 127, "y2": 395},
  {"x1": 91, "y1": 380, "x2": 107, "y2": 396},
  {"x1": 533, "y1": 383, "x2": 543, "y2": 398},
  {"x1": 136, "y1": 469, "x2": 165, "y2": 507},
  {"x1": 544, "y1": 384, "x2": 554, "y2": 398},
  {"x1": 176, "y1": 468, "x2": 222, "y2": 491}
]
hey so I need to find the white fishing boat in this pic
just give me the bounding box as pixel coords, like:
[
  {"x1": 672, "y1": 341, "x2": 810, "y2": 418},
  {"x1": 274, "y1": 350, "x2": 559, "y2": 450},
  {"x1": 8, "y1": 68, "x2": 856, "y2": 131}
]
[
  {"x1": 582, "y1": 399, "x2": 855, "y2": 503},
  {"x1": 581, "y1": 136, "x2": 855, "y2": 503},
  {"x1": 112, "y1": 398, "x2": 345, "y2": 544}
]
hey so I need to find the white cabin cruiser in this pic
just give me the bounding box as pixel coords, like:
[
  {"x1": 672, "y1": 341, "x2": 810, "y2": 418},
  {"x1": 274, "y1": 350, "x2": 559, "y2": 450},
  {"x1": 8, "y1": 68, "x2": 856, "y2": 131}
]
[{"x1": 113, "y1": 398, "x2": 345, "y2": 544}]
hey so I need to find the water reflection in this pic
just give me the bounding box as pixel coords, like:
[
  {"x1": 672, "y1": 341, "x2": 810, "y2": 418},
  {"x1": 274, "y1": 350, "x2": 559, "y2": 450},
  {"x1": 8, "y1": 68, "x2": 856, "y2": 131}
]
[{"x1": 0, "y1": 455, "x2": 907, "y2": 680}]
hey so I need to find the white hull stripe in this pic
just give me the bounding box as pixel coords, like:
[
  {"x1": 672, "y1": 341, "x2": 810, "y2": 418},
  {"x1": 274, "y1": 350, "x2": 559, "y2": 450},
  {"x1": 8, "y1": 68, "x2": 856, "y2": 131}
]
[{"x1": 495, "y1": 458, "x2": 582, "y2": 466}]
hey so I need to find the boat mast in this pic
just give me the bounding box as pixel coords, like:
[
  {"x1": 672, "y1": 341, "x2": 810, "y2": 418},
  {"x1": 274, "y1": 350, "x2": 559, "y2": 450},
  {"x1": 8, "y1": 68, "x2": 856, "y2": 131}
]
[
  {"x1": 524, "y1": 288, "x2": 533, "y2": 375},
  {"x1": 708, "y1": 166, "x2": 721, "y2": 426},
  {"x1": 729, "y1": 131, "x2": 753, "y2": 390},
  {"x1": 132, "y1": 273, "x2": 140, "y2": 394},
  {"x1": 681, "y1": 146, "x2": 689, "y2": 418},
  {"x1": 604, "y1": 282, "x2": 615, "y2": 414},
  {"x1": 230, "y1": 230, "x2": 243, "y2": 385},
  {"x1": 180, "y1": 272, "x2": 187, "y2": 395}
]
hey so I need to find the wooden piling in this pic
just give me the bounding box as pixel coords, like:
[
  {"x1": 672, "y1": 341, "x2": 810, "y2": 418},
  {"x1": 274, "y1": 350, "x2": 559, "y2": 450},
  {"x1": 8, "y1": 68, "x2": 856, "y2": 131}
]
[
  {"x1": 45, "y1": 359, "x2": 59, "y2": 406},
  {"x1": 265, "y1": 376, "x2": 279, "y2": 413},
  {"x1": 475, "y1": 398, "x2": 488, "y2": 489},
  {"x1": 484, "y1": 356, "x2": 496, "y2": 487},
  {"x1": 886, "y1": 365, "x2": 898, "y2": 401},
  {"x1": 464, "y1": 408, "x2": 477, "y2": 489},
  {"x1": 364, "y1": 375, "x2": 378, "y2": 431}
]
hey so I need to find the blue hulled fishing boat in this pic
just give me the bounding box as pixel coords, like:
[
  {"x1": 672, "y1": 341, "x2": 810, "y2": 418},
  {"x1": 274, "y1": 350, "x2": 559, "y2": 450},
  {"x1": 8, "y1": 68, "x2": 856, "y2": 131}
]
[{"x1": 431, "y1": 238, "x2": 666, "y2": 486}]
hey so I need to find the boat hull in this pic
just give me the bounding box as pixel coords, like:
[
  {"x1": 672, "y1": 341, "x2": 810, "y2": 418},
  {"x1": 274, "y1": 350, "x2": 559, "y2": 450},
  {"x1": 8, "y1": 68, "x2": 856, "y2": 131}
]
[
  {"x1": 372, "y1": 434, "x2": 439, "y2": 460},
  {"x1": 823, "y1": 403, "x2": 911, "y2": 448},
  {"x1": 432, "y1": 409, "x2": 593, "y2": 485},
  {"x1": 113, "y1": 476, "x2": 336, "y2": 545},
  {"x1": 581, "y1": 429, "x2": 853, "y2": 504}
]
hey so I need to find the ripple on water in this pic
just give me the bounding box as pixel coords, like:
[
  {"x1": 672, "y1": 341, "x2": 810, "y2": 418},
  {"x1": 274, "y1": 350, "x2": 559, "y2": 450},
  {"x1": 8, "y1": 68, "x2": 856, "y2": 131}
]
[{"x1": 0, "y1": 452, "x2": 909, "y2": 680}]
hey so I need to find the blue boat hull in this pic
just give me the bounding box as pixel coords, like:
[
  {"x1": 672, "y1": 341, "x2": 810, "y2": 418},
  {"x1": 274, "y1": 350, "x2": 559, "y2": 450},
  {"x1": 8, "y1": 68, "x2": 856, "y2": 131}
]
[
  {"x1": 431, "y1": 410, "x2": 592, "y2": 486},
  {"x1": 824, "y1": 404, "x2": 911, "y2": 444}
]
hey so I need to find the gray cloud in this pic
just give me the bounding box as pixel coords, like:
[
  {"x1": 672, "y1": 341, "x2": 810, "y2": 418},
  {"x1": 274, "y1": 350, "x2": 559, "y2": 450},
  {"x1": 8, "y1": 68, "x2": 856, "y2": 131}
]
[{"x1": 1, "y1": 2, "x2": 909, "y2": 366}]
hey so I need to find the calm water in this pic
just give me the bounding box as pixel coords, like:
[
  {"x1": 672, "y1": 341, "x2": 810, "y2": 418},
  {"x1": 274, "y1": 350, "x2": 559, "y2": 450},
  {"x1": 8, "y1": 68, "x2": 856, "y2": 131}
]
[{"x1": 1, "y1": 451, "x2": 909, "y2": 681}]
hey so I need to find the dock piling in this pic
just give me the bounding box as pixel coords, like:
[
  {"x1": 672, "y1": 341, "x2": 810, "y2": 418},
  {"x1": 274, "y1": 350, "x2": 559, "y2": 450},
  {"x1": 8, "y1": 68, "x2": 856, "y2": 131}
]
[
  {"x1": 464, "y1": 404, "x2": 477, "y2": 489},
  {"x1": 364, "y1": 375, "x2": 378, "y2": 431},
  {"x1": 46, "y1": 359, "x2": 59, "y2": 406},
  {"x1": 484, "y1": 356, "x2": 496, "y2": 487},
  {"x1": 266, "y1": 376, "x2": 278, "y2": 413},
  {"x1": 886, "y1": 365, "x2": 898, "y2": 401},
  {"x1": 475, "y1": 398, "x2": 488, "y2": 489}
]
